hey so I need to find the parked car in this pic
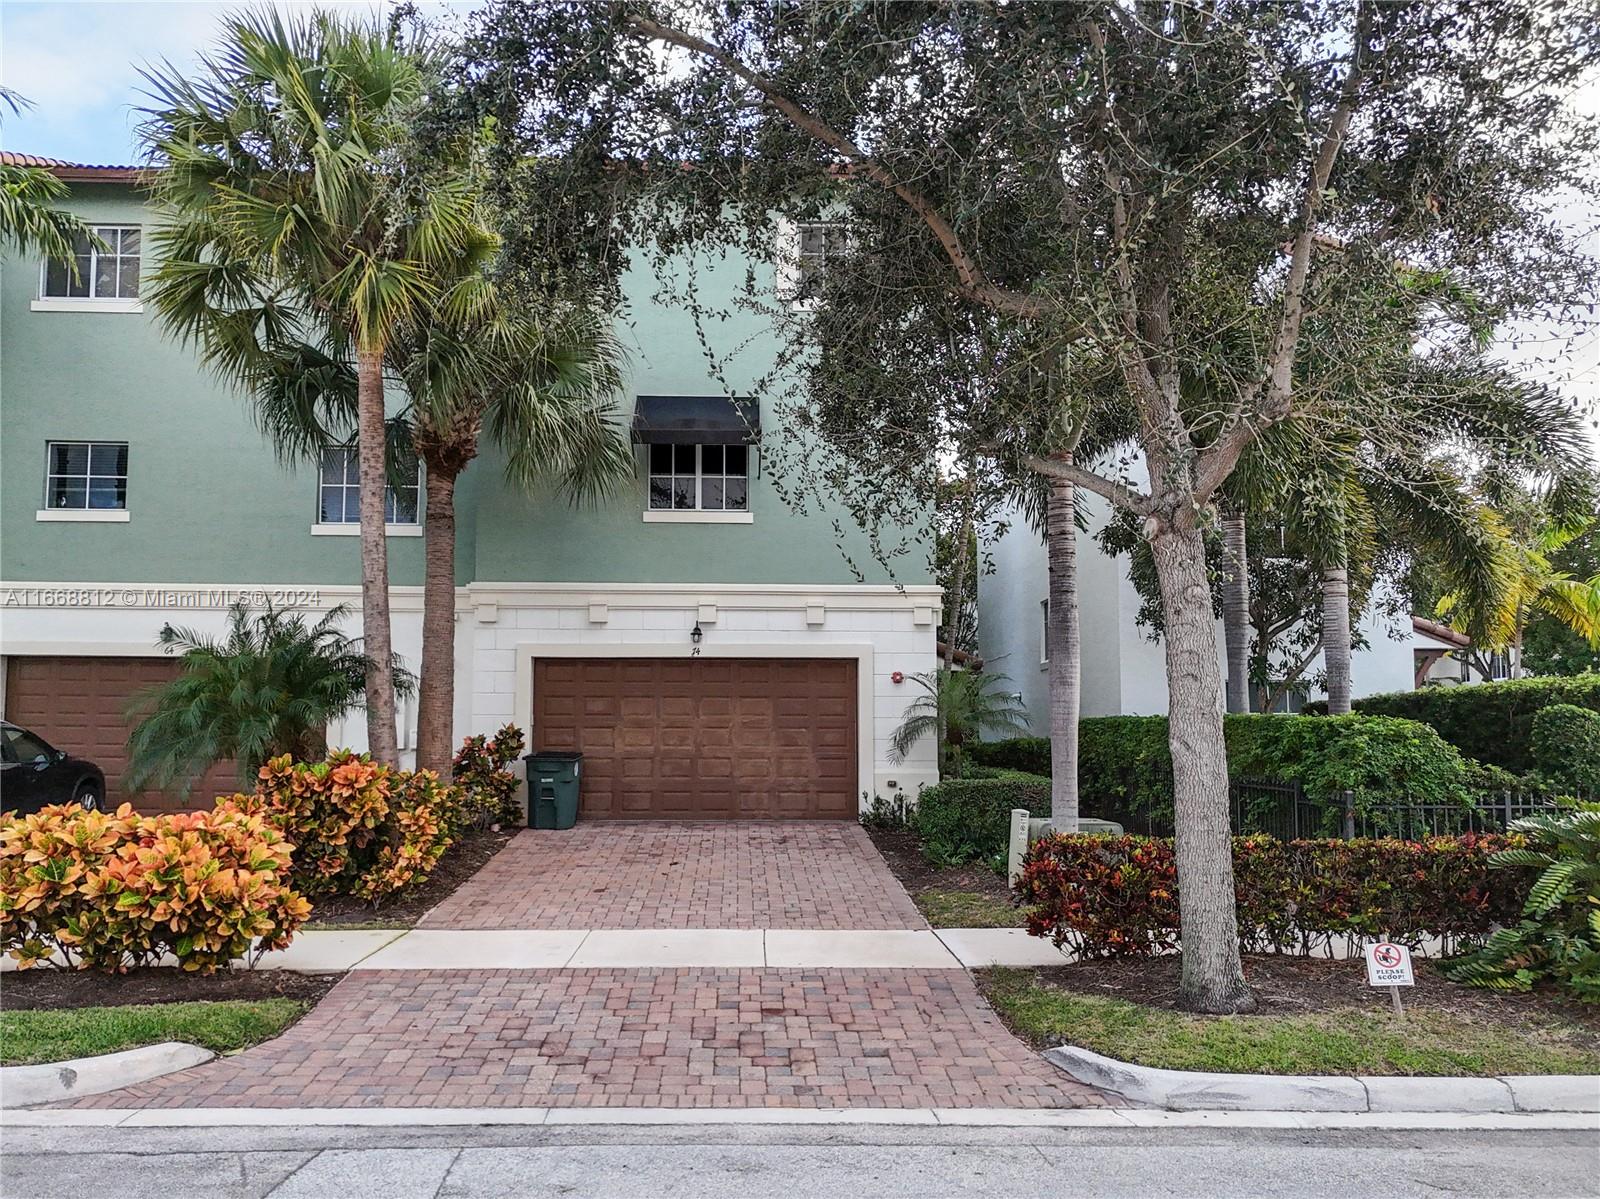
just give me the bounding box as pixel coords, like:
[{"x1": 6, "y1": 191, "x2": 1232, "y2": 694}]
[{"x1": 0, "y1": 721, "x2": 105, "y2": 816}]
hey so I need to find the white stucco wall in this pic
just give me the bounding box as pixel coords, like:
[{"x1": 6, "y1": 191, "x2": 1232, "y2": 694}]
[{"x1": 0, "y1": 579, "x2": 940, "y2": 809}]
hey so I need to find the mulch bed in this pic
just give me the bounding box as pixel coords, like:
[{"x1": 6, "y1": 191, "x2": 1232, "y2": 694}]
[
  {"x1": 0, "y1": 968, "x2": 339, "y2": 1012},
  {"x1": 995, "y1": 954, "x2": 1600, "y2": 1049},
  {"x1": 305, "y1": 826, "x2": 513, "y2": 928},
  {"x1": 866, "y1": 826, "x2": 1015, "y2": 903}
]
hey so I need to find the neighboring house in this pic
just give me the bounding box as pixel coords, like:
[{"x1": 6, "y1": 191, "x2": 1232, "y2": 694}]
[
  {"x1": 0, "y1": 154, "x2": 940, "y2": 814},
  {"x1": 977, "y1": 492, "x2": 1487, "y2": 728}
]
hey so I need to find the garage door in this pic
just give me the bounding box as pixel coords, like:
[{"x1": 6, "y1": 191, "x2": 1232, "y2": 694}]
[
  {"x1": 534, "y1": 657, "x2": 858, "y2": 819},
  {"x1": 3, "y1": 656, "x2": 241, "y2": 811}
]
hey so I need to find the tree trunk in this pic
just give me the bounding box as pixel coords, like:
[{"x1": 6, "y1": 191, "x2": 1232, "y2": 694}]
[
  {"x1": 1046, "y1": 473, "x2": 1080, "y2": 832},
  {"x1": 1149, "y1": 520, "x2": 1256, "y2": 1014},
  {"x1": 415, "y1": 464, "x2": 461, "y2": 775},
  {"x1": 1221, "y1": 512, "x2": 1251, "y2": 714},
  {"x1": 1321, "y1": 564, "x2": 1352, "y2": 715},
  {"x1": 356, "y1": 345, "x2": 400, "y2": 766}
]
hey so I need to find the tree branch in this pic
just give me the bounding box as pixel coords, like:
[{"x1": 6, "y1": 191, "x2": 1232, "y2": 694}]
[
  {"x1": 1025, "y1": 453, "x2": 1152, "y2": 515},
  {"x1": 1193, "y1": 1, "x2": 1372, "y2": 502},
  {"x1": 626, "y1": 13, "x2": 1050, "y2": 321}
]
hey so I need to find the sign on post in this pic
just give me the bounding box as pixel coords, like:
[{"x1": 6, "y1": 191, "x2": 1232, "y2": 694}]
[{"x1": 1365, "y1": 941, "x2": 1414, "y2": 1015}]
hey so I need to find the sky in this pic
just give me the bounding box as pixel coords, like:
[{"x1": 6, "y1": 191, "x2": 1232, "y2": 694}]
[{"x1": 2, "y1": 0, "x2": 1596, "y2": 461}]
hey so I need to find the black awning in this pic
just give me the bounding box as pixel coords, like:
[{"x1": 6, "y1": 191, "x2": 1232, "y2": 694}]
[{"x1": 630, "y1": 395, "x2": 761, "y2": 445}]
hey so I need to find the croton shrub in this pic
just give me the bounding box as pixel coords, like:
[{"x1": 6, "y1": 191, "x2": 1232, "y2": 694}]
[
  {"x1": 0, "y1": 802, "x2": 310, "y2": 972},
  {"x1": 451, "y1": 723, "x2": 526, "y2": 832},
  {"x1": 230, "y1": 752, "x2": 459, "y2": 903},
  {"x1": 1017, "y1": 832, "x2": 1528, "y2": 958}
]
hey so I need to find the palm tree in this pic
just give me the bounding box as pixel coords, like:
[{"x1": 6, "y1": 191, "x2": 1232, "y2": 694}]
[
  {"x1": 398, "y1": 299, "x2": 633, "y2": 772},
  {"x1": 126, "y1": 602, "x2": 414, "y2": 795},
  {"x1": 138, "y1": 10, "x2": 495, "y2": 765},
  {"x1": 0, "y1": 88, "x2": 104, "y2": 262},
  {"x1": 889, "y1": 669, "x2": 1030, "y2": 780},
  {"x1": 1440, "y1": 508, "x2": 1600, "y2": 677}
]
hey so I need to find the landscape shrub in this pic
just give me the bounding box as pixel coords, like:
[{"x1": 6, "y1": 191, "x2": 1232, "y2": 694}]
[
  {"x1": 233, "y1": 751, "x2": 460, "y2": 904},
  {"x1": 912, "y1": 777, "x2": 1051, "y2": 865},
  {"x1": 1017, "y1": 831, "x2": 1526, "y2": 958},
  {"x1": 451, "y1": 723, "x2": 527, "y2": 831},
  {"x1": 1444, "y1": 806, "x2": 1600, "y2": 1001},
  {"x1": 971, "y1": 714, "x2": 1471, "y2": 831},
  {"x1": 1528, "y1": 705, "x2": 1600, "y2": 797},
  {"x1": 0, "y1": 802, "x2": 309, "y2": 973},
  {"x1": 1350, "y1": 676, "x2": 1600, "y2": 773}
]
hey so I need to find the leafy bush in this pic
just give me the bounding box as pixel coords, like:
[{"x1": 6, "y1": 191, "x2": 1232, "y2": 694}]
[
  {"x1": 233, "y1": 751, "x2": 459, "y2": 904},
  {"x1": 0, "y1": 802, "x2": 309, "y2": 973},
  {"x1": 971, "y1": 714, "x2": 1471, "y2": 831},
  {"x1": 1444, "y1": 806, "x2": 1600, "y2": 1000},
  {"x1": 912, "y1": 777, "x2": 1051, "y2": 865},
  {"x1": 451, "y1": 723, "x2": 527, "y2": 831},
  {"x1": 1018, "y1": 832, "x2": 1525, "y2": 958},
  {"x1": 859, "y1": 791, "x2": 912, "y2": 831},
  {"x1": 1529, "y1": 705, "x2": 1600, "y2": 796},
  {"x1": 125, "y1": 601, "x2": 414, "y2": 796},
  {"x1": 1351, "y1": 676, "x2": 1600, "y2": 773}
]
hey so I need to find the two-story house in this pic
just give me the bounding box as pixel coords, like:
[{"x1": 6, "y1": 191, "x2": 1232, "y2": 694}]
[{"x1": 0, "y1": 153, "x2": 940, "y2": 815}]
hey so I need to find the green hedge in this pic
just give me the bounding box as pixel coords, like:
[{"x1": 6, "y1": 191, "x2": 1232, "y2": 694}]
[
  {"x1": 1350, "y1": 676, "x2": 1600, "y2": 773},
  {"x1": 912, "y1": 777, "x2": 1051, "y2": 865},
  {"x1": 970, "y1": 714, "x2": 1471, "y2": 831},
  {"x1": 1530, "y1": 704, "x2": 1600, "y2": 795}
]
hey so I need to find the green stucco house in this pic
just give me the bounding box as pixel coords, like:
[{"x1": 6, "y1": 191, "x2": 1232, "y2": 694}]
[{"x1": 0, "y1": 154, "x2": 939, "y2": 816}]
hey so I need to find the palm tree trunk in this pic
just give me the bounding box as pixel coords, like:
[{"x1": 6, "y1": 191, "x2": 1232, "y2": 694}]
[
  {"x1": 1045, "y1": 472, "x2": 1080, "y2": 832},
  {"x1": 356, "y1": 345, "x2": 400, "y2": 766},
  {"x1": 1149, "y1": 519, "x2": 1256, "y2": 1014},
  {"x1": 1221, "y1": 512, "x2": 1250, "y2": 714},
  {"x1": 416, "y1": 464, "x2": 461, "y2": 775},
  {"x1": 1321, "y1": 564, "x2": 1352, "y2": 715}
]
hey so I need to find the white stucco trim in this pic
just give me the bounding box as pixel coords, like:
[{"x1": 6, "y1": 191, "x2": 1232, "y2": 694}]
[
  {"x1": 510, "y1": 640, "x2": 878, "y2": 806},
  {"x1": 29, "y1": 299, "x2": 144, "y2": 314},
  {"x1": 310, "y1": 523, "x2": 423, "y2": 538},
  {"x1": 35, "y1": 509, "x2": 130, "y2": 523},
  {"x1": 641, "y1": 510, "x2": 755, "y2": 524}
]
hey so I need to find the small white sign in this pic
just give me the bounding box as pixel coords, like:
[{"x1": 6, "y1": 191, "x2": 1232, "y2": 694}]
[{"x1": 1365, "y1": 942, "x2": 1415, "y2": 987}]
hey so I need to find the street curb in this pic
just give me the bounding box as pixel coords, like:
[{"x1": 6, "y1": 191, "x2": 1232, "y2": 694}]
[
  {"x1": 1044, "y1": 1046, "x2": 1600, "y2": 1114},
  {"x1": 3, "y1": 1105, "x2": 1596, "y2": 1130},
  {"x1": 1, "y1": 1042, "x2": 214, "y2": 1109}
]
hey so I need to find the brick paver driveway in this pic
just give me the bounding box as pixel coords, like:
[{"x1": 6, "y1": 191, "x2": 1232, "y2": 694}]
[
  {"x1": 420, "y1": 822, "x2": 927, "y2": 930},
  {"x1": 71, "y1": 968, "x2": 1109, "y2": 1110}
]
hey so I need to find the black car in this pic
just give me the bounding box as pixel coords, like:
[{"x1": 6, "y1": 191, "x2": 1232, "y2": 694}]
[{"x1": 0, "y1": 721, "x2": 105, "y2": 816}]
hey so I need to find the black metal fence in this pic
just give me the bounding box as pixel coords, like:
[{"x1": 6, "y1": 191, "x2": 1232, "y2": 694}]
[{"x1": 1228, "y1": 776, "x2": 1568, "y2": 841}]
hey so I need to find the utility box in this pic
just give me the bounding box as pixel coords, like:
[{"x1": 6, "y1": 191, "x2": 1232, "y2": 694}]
[{"x1": 525, "y1": 751, "x2": 582, "y2": 830}]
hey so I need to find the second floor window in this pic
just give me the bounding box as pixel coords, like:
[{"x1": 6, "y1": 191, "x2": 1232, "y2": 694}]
[
  {"x1": 42, "y1": 226, "x2": 141, "y2": 300},
  {"x1": 648, "y1": 444, "x2": 748, "y2": 512},
  {"x1": 45, "y1": 441, "x2": 128, "y2": 510},
  {"x1": 794, "y1": 222, "x2": 849, "y2": 299},
  {"x1": 318, "y1": 446, "x2": 420, "y2": 525}
]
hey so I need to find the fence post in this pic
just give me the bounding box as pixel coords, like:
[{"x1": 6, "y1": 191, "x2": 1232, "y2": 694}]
[
  {"x1": 1502, "y1": 789, "x2": 1513, "y2": 832},
  {"x1": 1007, "y1": 808, "x2": 1030, "y2": 885},
  {"x1": 1341, "y1": 790, "x2": 1356, "y2": 840}
]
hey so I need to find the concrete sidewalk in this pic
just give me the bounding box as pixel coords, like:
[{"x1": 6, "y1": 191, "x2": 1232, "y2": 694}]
[{"x1": 240, "y1": 926, "x2": 1073, "y2": 971}]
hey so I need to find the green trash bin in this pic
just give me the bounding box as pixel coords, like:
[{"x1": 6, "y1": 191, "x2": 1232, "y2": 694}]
[{"x1": 526, "y1": 751, "x2": 582, "y2": 829}]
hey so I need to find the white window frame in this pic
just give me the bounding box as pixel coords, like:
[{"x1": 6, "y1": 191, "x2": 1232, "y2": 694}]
[
  {"x1": 35, "y1": 440, "x2": 130, "y2": 522},
  {"x1": 775, "y1": 218, "x2": 850, "y2": 308},
  {"x1": 33, "y1": 225, "x2": 144, "y2": 313},
  {"x1": 643, "y1": 443, "x2": 753, "y2": 524},
  {"x1": 310, "y1": 445, "x2": 424, "y2": 537}
]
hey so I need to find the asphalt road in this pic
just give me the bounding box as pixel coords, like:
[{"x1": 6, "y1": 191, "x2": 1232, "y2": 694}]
[{"x1": 4, "y1": 1124, "x2": 1598, "y2": 1199}]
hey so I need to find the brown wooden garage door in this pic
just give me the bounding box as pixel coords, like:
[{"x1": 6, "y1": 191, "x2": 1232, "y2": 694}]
[
  {"x1": 3, "y1": 656, "x2": 240, "y2": 811},
  {"x1": 534, "y1": 657, "x2": 858, "y2": 819}
]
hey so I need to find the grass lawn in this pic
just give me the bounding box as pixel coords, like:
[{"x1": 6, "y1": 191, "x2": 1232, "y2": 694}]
[
  {"x1": 0, "y1": 999, "x2": 307, "y2": 1066},
  {"x1": 915, "y1": 888, "x2": 1026, "y2": 928},
  {"x1": 981, "y1": 967, "x2": 1600, "y2": 1077}
]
